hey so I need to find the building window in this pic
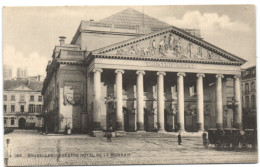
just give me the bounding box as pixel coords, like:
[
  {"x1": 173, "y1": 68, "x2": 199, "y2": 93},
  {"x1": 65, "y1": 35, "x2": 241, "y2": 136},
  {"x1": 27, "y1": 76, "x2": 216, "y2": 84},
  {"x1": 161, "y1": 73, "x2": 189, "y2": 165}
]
[
  {"x1": 36, "y1": 105, "x2": 42, "y2": 113},
  {"x1": 4, "y1": 117, "x2": 7, "y2": 126},
  {"x1": 251, "y1": 95, "x2": 256, "y2": 109},
  {"x1": 4, "y1": 95, "x2": 7, "y2": 101},
  {"x1": 30, "y1": 95, "x2": 34, "y2": 101},
  {"x1": 251, "y1": 82, "x2": 255, "y2": 91},
  {"x1": 11, "y1": 105, "x2": 15, "y2": 112},
  {"x1": 252, "y1": 69, "x2": 256, "y2": 75},
  {"x1": 241, "y1": 84, "x2": 244, "y2": 93},
  {"x1": 29, "y1": 104, "x2": 35, "y2": 113},
  {"x1": 245, "y1": 96, "x2": 250, "y2": 109},
  {"x1": 245, "y1": 83, "x2": 249, "y2": 93},
  {"x1": 20, "y1": 105, "x2": 25, "y2": 112},
  {"x1": 11, "y1": 117, "x2": 15, "y2": 125},
  {"x1": 4, "y1": 105, "x2": 7, "y2": 112},
  {"x1": 11, "y1": 95, "x2": 15, "y2": 101},
  {"x1": 20, "y1": 95, "x2": 25, "y2": 101},
  {"x1": 38, "y1": 96, "x2": 42, "y2": 102}
]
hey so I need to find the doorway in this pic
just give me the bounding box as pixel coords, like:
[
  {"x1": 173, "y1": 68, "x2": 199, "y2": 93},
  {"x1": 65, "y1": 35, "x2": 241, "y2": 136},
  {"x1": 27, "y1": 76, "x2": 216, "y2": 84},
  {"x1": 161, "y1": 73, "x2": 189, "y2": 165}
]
[{"x1": 19, "y1": 118, "x2": 26, "y2": 129}]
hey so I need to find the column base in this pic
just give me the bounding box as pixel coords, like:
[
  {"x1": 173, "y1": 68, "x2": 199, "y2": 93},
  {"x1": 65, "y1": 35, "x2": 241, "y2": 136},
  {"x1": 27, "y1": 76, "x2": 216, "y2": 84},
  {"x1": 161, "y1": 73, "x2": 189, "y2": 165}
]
[
  {"x1": 115, "y1": 121, "x2": 123, "y2": 131},
  {"x1": 196, "y1": 123, "x2": 204, "y2": 132},
  {"x1": 178, "y1": 129, "x2": 186, "y2": 133},
  {"x1": 233, "y1": 122, "x2": 243, "y2": 131},
  {"x1": 136, "y1": 130, "x2": 146, "y2": 133},
  {"x1": 216, "y1": 123, "x2": 223, "y2": 130},
  {"x1": 90, "y1": 130, "x2": 104, "y2": 137},
  {"x1": 157, "y1": 129, "x2": 166, "y2": 133},
  {"x1": 157, "y1": 122, "x2": 165, "y2": 132},
  {"x1": 115, "y1": 131, "x2": 126, "y2": 137},
  {"x1": 177, "y1": 123, "x2": 185, "y2": 132},
  {"x1": 137, "y1": 122, "x2": 144, "y2": 131},
  {"x1": 92, "y1": 122, "x2": 101, "y2": 131}
]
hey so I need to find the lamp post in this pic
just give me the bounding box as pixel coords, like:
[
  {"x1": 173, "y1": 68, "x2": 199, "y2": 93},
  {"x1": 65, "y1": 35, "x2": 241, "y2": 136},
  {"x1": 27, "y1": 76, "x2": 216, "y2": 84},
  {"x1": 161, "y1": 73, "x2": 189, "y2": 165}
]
[
  {"x1": 227, "y1": 97, "x2": 239, "y2": 128},
  {"x1": 105, "y1": 94, "x2": 115, "y2": 130}
]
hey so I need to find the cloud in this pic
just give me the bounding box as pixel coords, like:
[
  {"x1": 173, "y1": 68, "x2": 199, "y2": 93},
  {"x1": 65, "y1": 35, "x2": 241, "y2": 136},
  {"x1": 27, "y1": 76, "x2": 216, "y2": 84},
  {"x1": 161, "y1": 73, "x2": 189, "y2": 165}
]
[
  {"x1": 3, "y1": 45, "x2": 49, "y2": 77},
  {"x1": 162, "y1": 11, "x2": 251, "y2": 34},
  {"x1": 161, "y1": 10, "x2": 255, "y2": 68}
]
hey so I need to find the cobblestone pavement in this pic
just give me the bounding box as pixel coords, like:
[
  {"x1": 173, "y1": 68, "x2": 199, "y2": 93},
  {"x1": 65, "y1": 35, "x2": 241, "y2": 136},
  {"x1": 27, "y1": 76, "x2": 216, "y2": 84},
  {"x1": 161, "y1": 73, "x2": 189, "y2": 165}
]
[{"x1": 4, "y1": 130, "x2": 258, "y2": 166}]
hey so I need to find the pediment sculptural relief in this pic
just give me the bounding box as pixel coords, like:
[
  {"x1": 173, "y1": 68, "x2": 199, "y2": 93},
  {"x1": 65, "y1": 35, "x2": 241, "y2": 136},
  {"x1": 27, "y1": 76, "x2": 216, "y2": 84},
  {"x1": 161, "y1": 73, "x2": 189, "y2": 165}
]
[{"x1": 113, "y1": 33, "x2": 228, "y2": 61}]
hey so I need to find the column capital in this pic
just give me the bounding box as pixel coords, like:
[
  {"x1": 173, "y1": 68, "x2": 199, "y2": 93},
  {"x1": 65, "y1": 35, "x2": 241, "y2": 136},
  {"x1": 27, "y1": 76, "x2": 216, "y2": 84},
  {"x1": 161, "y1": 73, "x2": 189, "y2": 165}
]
[
  {"x1": 93, "y1": 68, "x2": 103, "y2": 73},
  {"x1": 136, "y1": 70, "x2": 145, "y2": 75},
  {"x1": 115, "y1": 69, "x2": 125, "y2": 74},
  {"x1": 234, "y1": 75, "x2": 241, "y2": 79},
  {"x1": 157, "y1": 71, "x2": 166, "y2": 76},
  {"x1": 177, "y1": 72, "x2": 186, "y2": 77},
  {"x1": 196, "y1": 73, "x2": 205, "y2": 78},
  {"x1": 216, "y1": 74, "x2": 224, "y2": 78}
]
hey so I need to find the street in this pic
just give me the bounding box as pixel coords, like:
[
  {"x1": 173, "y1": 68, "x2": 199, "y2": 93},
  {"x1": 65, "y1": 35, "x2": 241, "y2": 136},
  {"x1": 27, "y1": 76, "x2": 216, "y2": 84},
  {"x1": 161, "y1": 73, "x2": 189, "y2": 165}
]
[{"x1": 4, "y1": 130, "x2": 258, "y2": 166}]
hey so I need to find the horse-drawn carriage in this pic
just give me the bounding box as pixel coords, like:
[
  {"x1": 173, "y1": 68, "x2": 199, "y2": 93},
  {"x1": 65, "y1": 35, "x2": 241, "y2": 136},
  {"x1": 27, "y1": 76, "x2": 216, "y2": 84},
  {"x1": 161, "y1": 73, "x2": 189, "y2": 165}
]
[{"x1": 207, "y1": 128, "x2": 257, "y2": 149}]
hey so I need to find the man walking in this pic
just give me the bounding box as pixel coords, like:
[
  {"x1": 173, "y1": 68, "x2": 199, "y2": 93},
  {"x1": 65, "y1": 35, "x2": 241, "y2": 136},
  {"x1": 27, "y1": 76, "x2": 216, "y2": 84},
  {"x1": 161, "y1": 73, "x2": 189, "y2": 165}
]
[{"x1": 178, "y1": 132, "x2": 182, "y2": 145}]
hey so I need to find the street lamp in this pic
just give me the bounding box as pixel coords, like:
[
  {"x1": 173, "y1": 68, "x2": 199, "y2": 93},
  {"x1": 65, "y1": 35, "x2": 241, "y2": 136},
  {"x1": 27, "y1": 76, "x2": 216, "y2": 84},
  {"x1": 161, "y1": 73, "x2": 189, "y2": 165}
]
[
  {"x1": 227, "y1": 97, "x2": 239, "y2": 128},
  {"x1": 105, "y1": 94, "x2": 115, "y2": 130}
]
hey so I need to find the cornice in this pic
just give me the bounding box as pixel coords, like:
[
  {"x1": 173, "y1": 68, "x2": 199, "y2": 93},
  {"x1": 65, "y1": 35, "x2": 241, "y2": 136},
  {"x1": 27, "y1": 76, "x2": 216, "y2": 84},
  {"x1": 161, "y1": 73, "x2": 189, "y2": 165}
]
[{"x1": 91, "y1": 54, "x2": 244, "y2": 66}]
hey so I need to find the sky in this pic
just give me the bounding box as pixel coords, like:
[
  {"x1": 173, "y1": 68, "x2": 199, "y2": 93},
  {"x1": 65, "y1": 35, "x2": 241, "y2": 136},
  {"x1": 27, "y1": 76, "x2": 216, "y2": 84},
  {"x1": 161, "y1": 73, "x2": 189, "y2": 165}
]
[{"x1": 3, "y1": 5, "x2": 256, "y2": 77}]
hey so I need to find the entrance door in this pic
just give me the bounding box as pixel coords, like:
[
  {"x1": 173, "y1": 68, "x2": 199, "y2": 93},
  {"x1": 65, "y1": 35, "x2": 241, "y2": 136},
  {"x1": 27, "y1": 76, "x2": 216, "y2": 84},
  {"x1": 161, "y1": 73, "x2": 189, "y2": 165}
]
[{"x1": 19, "y1": 118, "x2": 26, "y2": 129}]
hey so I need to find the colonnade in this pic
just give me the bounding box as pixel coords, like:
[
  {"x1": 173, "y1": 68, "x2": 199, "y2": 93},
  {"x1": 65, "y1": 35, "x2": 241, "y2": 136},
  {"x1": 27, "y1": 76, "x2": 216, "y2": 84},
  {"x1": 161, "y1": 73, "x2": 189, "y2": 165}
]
[{"x1": 91, "y1": 68, "x2": 242, "y2": 132}]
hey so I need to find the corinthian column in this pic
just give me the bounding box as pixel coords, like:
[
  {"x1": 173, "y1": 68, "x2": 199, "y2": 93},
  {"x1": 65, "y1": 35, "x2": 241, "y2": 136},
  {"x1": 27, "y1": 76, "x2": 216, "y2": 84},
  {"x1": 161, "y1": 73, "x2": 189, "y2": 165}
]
[
  {"x1": 234, "y1": 75, "x2": 242, "y2": 130},
  {"x1": 115, "y1": 69, "x2": 125, "y2": 131},
  {"x1": 93, "y1": 68, "x2": 103, "y2": 130},
  {"x1": 196, "y1": 73, "x2": 205, "y2": 132},
  {"x1": 157, "y1": 71, "x2": 166, "y2": 132},
  {"x1": 177, "y1": 72, "x2": 186, "y2": 132},
  {"x1": 216, "y1": 74, "x2": 224, "y2": 130},
  {"x1": 136, "y1": 70, "x2": 145, "y2": 131}
]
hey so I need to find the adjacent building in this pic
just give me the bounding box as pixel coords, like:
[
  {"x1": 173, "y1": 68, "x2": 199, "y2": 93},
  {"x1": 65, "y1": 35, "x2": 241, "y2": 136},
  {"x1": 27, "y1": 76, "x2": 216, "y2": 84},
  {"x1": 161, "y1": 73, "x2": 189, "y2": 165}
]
[
  {"x1": 3, "y1": 79, "x2": 44, "y2": 129},
  {"x1": 241, "y1": 66, "x2": 256, "y2": 129},
  {"x1": 42, "y1": 8, "x2": 246, "y2": 135}
]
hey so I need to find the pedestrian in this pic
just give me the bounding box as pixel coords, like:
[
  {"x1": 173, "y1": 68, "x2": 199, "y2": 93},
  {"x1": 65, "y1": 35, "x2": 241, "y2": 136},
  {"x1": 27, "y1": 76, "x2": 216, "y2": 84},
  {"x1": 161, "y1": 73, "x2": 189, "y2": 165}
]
[
  {"x1": 178, "y1": 132, "x2": 182, "y2": 145},
  {"x1": 107, "y1": 126, "x2": 113, "y2": 142},
  {"x1": 65, "y1": 125, "x2": 68, "y2": 134},
  {"x1": 4, "y1": 138, "x2": 13, "y2": 166},
  {"x1": 202, "y1": 130, "x2": 207, "y2": 145}
]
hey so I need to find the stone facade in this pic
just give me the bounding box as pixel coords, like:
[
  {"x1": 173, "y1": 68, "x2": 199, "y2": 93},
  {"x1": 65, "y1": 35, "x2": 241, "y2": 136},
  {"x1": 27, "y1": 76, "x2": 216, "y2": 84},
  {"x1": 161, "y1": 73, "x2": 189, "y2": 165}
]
[
  {"x1": 241, "y1": 66, "x2": 256, "y2": 129},
  {"x1": 3, "y1": 80, "x2": 44, "y2": 129},
  {"x1": 42, "y1": 8, "x2": 246, "y2": 134}
]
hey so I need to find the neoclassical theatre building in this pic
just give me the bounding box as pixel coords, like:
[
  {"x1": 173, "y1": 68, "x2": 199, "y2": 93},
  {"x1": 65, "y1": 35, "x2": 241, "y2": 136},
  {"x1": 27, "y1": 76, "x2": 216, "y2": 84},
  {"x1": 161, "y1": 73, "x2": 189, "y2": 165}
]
[{"x1": 42, "y1": 8, "x2": 246, "y2": 134}]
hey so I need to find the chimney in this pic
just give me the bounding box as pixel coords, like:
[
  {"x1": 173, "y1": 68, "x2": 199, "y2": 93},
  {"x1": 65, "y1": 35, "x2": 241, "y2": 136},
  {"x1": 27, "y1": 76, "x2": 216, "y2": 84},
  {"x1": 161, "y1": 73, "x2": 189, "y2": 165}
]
[{"x1": 59, "y1": 36, "x2": 66, "y2": 45}]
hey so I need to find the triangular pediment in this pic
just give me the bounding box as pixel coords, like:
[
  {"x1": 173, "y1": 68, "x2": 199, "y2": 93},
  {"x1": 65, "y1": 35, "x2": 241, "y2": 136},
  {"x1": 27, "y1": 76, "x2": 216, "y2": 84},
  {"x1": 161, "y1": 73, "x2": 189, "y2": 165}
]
[
  {"x1": 92, "y1": 27, "x2": 246, "y2": 64},
  {"x1": 11, "y1": 85, "x2": 33, "y2": 91}
]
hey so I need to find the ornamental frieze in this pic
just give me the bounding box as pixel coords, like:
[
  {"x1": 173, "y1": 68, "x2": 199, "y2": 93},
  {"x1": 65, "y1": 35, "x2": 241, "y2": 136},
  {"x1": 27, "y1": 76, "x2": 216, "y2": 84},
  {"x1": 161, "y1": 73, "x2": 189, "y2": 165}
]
[{"x1": 113, "y1": 33, "x2": 228, "y2": 61}]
